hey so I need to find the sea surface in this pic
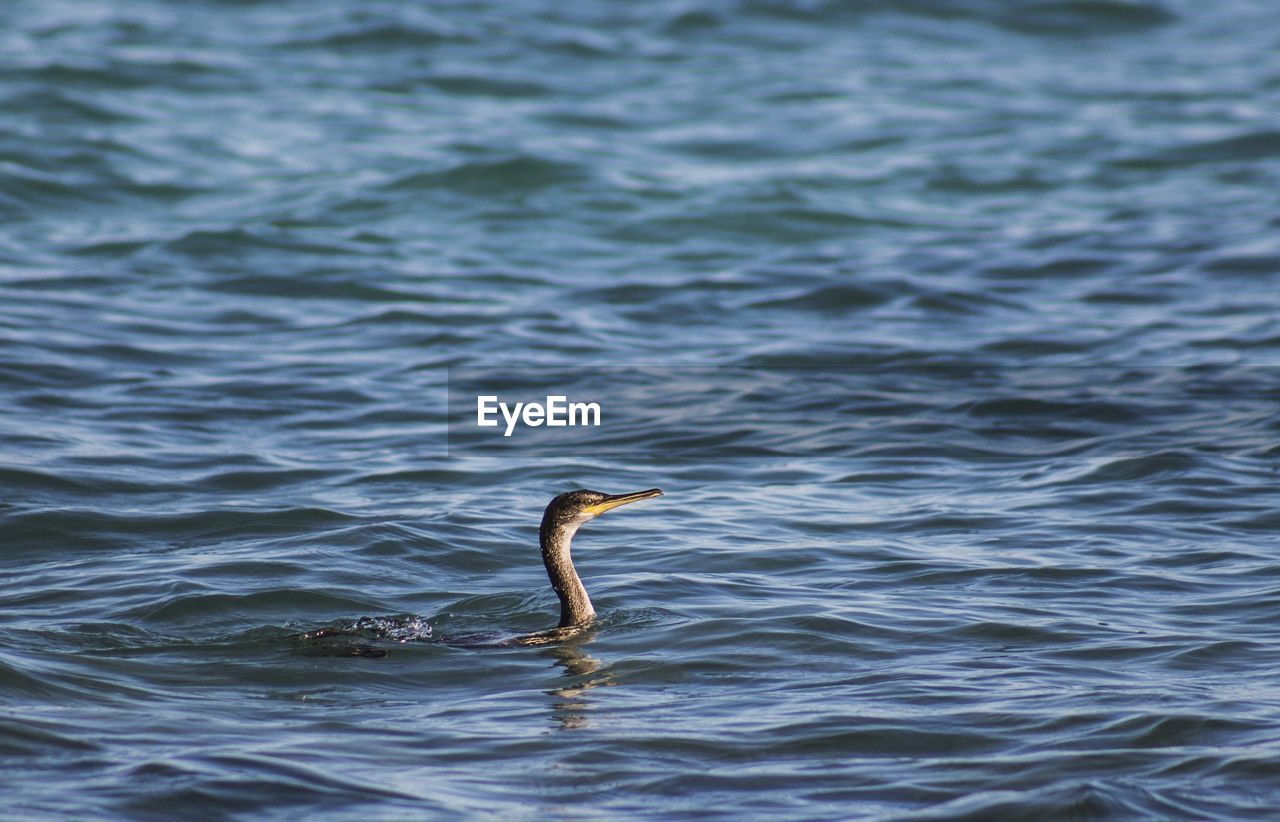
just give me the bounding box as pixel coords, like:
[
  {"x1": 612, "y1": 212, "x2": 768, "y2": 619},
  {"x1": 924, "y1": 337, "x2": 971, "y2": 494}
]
[{"x1": 3, "y1": 0, "x2": 1280, "y2": 818}]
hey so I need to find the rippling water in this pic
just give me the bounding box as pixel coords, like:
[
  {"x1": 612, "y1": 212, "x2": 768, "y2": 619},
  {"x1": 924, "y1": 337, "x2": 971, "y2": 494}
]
[{"x1": 4, "y1": 0, "x2": 1280, "y2": 817}]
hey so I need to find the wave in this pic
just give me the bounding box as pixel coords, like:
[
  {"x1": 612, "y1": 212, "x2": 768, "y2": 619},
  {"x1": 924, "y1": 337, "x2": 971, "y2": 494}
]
[
  {"x1": 380, "y1": 156, "x2": 588, "y2": 196},
  {"x1": 278, "y1": 20, "x2": 469, "y2": 51},
  {"x1": 1114, "y1": 130, "x2": 1280, "y2": 169},
  {"x1": 735, "y1": 0, "x2": 1176, "y2": 36}
]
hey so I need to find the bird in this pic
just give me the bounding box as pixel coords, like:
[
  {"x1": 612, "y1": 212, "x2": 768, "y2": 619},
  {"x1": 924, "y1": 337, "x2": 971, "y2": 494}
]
[
  {"x1": 297, "y1": 488, "x2": 663, "y2": 652},
  {"x1": 517, "y1": 488, "x2": 663, "y2": 645}
]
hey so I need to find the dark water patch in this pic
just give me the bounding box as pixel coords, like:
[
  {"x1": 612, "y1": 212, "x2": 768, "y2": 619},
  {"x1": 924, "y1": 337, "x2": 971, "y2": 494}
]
[
  {"x1": 0, "y1": 715, "x2": 102, "y2": 756},
  {"x1": 661, "y1": 8, "x2": 725, "y2": 35},
  {"x1": 537, "y1": 109, "x2": 633, "y2": 130},
  {"x1": 0, "y1": 168, "x2": 115, "y2": 213},
  {"x1": 947, "y1": 620, "x2": 1083, "y2": 645},
  {"x1": 1102, "y1": 711, "x2": 1268, "y2": 748},
  {"x1": 668, "y1": 136, "x2": 795, "y2": 162},
  {"x1": 204, "y1": 274, "x2": 435, "y2": 303},
  {"x1": 1220, "y1": 509, "x2": 1280, "y2": 532},
  {"x1": 1144, "y1": 546, "x2": 1272, "y2": 571},
  {"x1": 982, "y1": 256, "x2": 1115, "y2": 280},
  {"x1": 996, "y1": 1, "x2": 1177, "y2": 36},
  {"x1": 532, "y1": 30, "x2": 623, "y2": 60},
  {"x1": 381, "y1": 156, "x2": 587, "y2": 196},
  {"x1": 926, "y1": 167, "x2": 1055, "y2": 194},
  {"x1": 1068, "y1": 450, "x2": 1200, "y2": 482},
  {"x1": 747, "y1": 282, "x2": 899, "y2": 312},
  {"x1": 4, "y1": 88, "x2": 137, "y2": 125},
  {"x1": 15, "y1": 387, "x2": 116, "y2": 412},
  {"x1": 2, "y1": 57, "x2": 242, "y2": 93},
  {"x1": 738, "y1": 0, "x2": 1176, "y2": 36},
  {"x1": 66, "y1": 238, "x2": 152, "y2": 258},
  {"x1": 280, "y1": 20, "x2": 468, "y2": 51},
  {"x1": 980, "y1": 336, "x2": 1100, "y2": 356},
  {"x1": 164, "y1": 228, "x2": 363, "y2": 261},
  {"x1": 1081, "y1": 288, "x2": 1171, "y2": 305},
  {"x1": 1191, "y1": 331, "x2": 1280, "y2": 352},
  {"x1": 338, "y1": 307, "x2": 480, "y2": 328},
  {"x1": 572, "y1": 280, "x2": 732, "y2": 306},
  {"x1": 1202, "y1": 254, "x2": 1280, "y2": 276},
  {"x1": 423, "y1": 74, "x2": 553, "y2": 99},
  {"x1": 1119, "y1": 498, "x2": 1249, "y2": 520},
  {"x1": 1113, "y1": 130, "x2": 1280, "y2": 170},
  {"x1": 773, "y1": 720, "x2": 1006, "y2": 757},
  {"x1": 0, "y1": 466, "x2": 92, "y2": 493},
  {"x1": 80, "y1": 341, "x2": 206, "y2": 367},
  {"x1": 960, "y1": 396, "x2": 1142, "y2": 424},
  {"x1": 0, "y1": 655, "x2": 92, "y2": 705},
  {"x1": 909, "y1": 288, "x2": 1027, "y2": 315},
  {"x1": 0, "y1": 271, "x2": 122, "y2": 291},
  {"x1": 108, "y1": 177, "x2": 206, "y2": 204},
  {"x1": 612, "y1": 205, "x2": 920, "y2": 244}
]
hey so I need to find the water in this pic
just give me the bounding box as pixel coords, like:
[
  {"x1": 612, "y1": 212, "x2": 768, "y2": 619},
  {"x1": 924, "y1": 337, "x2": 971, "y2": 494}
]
[{"x1": 3, "y1": 0, "x2": 1280, "y2": 817}]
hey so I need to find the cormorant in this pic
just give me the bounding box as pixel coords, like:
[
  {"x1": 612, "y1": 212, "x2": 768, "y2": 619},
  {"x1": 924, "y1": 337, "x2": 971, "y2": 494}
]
[
  {"x1": 518, "y1": 488, "x2": 663, "y2": 644},
  {"x1": 297, "y1": 488, "x2": 663, "y2": 652}
]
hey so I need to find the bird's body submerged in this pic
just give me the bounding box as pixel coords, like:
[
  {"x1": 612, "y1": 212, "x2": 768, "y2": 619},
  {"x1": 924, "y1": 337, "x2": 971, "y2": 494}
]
[{"x1": 299, "y1": 488, "x2": 662, "y2": 653}]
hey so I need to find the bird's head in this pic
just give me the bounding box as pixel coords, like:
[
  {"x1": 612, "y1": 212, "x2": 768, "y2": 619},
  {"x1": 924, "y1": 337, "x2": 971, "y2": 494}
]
[{"x1": 542, "y1": 488, "x2": 664, "y2": 530}]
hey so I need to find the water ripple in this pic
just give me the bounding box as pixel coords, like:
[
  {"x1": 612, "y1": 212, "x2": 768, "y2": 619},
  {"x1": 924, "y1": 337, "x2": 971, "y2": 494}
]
[{"x1": 3, "y1": 0, "x2": 1280, "y2": 817}]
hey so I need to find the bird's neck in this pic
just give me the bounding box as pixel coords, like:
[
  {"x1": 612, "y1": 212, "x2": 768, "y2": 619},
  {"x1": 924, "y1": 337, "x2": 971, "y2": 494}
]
[{"x1": 539, "y1": 519, "x2": 595, "y2": 628}]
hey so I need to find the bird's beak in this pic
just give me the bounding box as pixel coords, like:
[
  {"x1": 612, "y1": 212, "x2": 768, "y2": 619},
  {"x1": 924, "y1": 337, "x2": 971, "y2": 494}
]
[{"x1": 582, "y1": 488, "x2": 663, "y2": 517}]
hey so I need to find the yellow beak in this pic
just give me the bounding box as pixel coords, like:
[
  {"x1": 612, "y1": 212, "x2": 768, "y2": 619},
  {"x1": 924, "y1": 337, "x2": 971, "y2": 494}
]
[{"x1": 581, "y1": 488, "x2": 663, "y2": 517}]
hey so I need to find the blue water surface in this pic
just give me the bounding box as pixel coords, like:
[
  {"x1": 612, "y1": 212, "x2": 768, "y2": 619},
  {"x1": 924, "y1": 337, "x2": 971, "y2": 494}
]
[{"x1": 3, "y1": 0, "x2": 1280, "y2": 818}]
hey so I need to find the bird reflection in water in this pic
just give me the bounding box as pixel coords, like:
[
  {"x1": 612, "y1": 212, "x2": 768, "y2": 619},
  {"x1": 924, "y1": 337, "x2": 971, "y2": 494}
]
[{"x1": 544, "y1": 637, "x2": 615, "y2": 731}]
